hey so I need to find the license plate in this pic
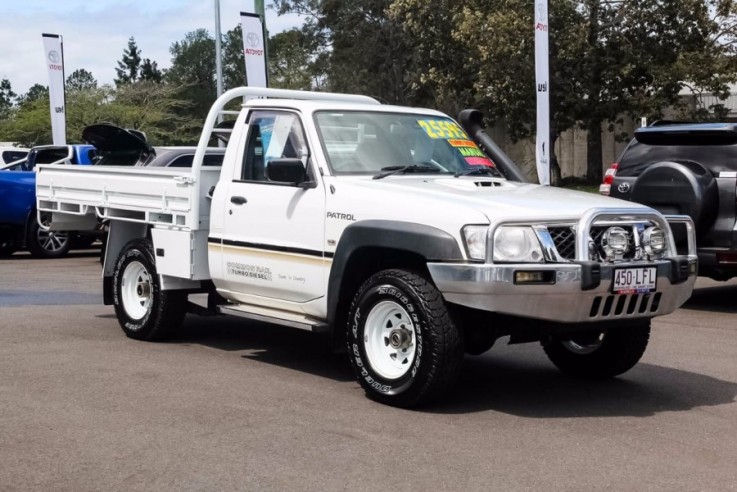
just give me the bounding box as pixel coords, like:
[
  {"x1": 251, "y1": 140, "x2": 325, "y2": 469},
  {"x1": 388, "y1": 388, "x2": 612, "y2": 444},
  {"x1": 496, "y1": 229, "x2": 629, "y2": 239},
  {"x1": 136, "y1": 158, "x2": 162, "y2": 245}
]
[{"x1": 612, "y1": 267, "x2": 657, "y2": 294}]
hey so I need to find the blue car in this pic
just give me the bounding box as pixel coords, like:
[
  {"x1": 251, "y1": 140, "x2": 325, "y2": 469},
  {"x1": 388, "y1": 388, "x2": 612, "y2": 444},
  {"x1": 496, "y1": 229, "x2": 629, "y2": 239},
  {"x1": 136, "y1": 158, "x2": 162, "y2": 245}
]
[{"x1": 0, "y1": 144, "x2": 96, "y2": 258}]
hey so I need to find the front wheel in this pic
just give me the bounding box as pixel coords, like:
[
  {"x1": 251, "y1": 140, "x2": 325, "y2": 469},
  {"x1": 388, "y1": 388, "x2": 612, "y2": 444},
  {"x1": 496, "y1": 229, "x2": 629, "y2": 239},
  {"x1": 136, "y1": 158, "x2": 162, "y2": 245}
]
[
  {"x1": 542, "y1": 321, "x2": 651, "y2": 379},
  {"x1": 112, "y1": 238, "x2": 186, "y2": 341},
  {"x1": 347, "y1": 269, "x2": 463, "y2": 408},
  {"x1": 27, "y1": 212, "x2": 71, "y2": 259}
]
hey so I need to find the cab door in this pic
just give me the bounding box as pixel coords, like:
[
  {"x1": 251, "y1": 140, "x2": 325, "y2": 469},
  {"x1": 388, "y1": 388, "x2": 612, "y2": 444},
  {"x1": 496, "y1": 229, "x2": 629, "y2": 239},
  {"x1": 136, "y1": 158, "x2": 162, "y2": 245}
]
[{"x1": 216, "y1": 110, "x2": 327, "y2": 305}]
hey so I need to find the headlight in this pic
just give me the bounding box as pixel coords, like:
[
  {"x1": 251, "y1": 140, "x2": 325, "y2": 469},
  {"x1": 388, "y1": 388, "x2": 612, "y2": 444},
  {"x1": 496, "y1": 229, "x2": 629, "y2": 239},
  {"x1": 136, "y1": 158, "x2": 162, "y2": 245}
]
[
  {"x1": 493, "y1": 226, "x2": 544, "y2": 263},
  {"x1": 462, "y1": 225, "x2": 488, "y2": 261},
  {"x1": 642, "y1": 226, "x2": 666, "y2": 257}
]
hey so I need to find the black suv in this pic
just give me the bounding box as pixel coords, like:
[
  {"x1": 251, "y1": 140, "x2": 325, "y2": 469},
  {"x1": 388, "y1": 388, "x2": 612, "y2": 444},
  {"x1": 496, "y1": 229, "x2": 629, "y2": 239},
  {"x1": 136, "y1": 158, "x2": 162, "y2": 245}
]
[{"x1": 601, "y1": 122, "x2": 737, "y2": 280}]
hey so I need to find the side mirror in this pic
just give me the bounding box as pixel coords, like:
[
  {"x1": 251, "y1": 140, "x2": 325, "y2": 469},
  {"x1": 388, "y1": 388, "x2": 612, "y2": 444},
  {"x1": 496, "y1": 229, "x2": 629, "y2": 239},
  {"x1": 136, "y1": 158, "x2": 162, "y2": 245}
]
[{"x1": 265, "y1": 158, "x2": 312, "y2": 187}]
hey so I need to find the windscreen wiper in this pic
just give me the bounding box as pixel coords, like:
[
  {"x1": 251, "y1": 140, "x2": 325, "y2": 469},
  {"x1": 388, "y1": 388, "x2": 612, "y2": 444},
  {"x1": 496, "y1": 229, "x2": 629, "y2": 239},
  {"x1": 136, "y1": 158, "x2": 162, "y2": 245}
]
[
  {"x1": 454, "y1": 167, "x2": 496, "y2": 178},
  {"x1": 373, "y1": 165, "x2": 441, "y2": 180}
]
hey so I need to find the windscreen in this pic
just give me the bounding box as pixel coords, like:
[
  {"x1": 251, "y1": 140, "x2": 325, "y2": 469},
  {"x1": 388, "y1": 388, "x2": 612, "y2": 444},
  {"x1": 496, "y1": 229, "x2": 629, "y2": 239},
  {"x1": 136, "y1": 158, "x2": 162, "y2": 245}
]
[{"x1": 314, "y1": 111, "x2": 501, "y2": 177}]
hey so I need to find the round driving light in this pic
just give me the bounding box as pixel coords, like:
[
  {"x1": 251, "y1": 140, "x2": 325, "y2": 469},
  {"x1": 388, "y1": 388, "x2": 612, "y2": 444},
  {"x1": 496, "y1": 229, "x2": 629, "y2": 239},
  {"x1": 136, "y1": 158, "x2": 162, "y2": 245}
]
[
  {"x1": 643, "y1": 226, "x2": 667, "y2": 256},
  {"x1": 602, "y1": 226, "x2": 630, "y2": 257}
]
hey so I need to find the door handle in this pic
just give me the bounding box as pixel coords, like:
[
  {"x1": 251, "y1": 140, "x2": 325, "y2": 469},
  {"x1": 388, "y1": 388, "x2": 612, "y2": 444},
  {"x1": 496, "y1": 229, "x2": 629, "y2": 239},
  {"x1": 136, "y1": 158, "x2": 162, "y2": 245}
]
[{"x1": 230, "y1": 196, "x2": 247, "y2": 205}]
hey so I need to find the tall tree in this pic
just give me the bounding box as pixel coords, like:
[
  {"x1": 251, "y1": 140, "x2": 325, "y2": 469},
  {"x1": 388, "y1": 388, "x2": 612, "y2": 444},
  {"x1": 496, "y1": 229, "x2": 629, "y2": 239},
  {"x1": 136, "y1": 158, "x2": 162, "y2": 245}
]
[
  {"x1": 140, "y1": 58, "x2": 163, "y2": 83},
  {"x1": 275, "y1": 0, "x2": 412, "y2": 103},
  {"x1": 102, "y1": 82, "x2": 195, "y2": 145},
  {"x1": 222, "y1": 25, "x2": 246, "y2": 89},
  {"x1": 115, "y1": 37, "x2": 143, "y2": 85},
  {"x1": 0, "y1": 93, "x2": 50, "y2": 146},
  {"x1": 165, "y1": 29, "x2": 217, "y2": 137},
  {"x1": 269, "y1": 28, "x2": 321, "y2": 90},
  {"x1": 66, "y1": 69, "x2": 97, "y2": 91},
  {"x1": 0, "y1": 78, "x2": 16, "y2": 117},
  {"x1": 17, "y1": 84, "x2": 49, "y2": 107},
  {"x1": 389, "y1": 0, "x2": 482, "y2": 114}
]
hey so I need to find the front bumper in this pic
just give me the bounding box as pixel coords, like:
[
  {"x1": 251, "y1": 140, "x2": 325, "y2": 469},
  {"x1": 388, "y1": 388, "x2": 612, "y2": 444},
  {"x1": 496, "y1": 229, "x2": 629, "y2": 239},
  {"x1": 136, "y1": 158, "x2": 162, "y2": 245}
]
[{"x1": 428, "y1": 258, "x2": 697, "y2": 323}]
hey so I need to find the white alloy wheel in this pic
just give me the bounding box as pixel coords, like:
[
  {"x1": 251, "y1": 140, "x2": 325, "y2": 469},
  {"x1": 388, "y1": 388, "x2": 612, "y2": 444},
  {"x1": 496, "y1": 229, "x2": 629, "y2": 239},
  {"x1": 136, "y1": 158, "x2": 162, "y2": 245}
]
[
  {"x1": 562, "y1": 332, "x2": 606, "y2": 355},
  {"x1": 363, "y1": 300, "x2": 417, "y2": 380},
  {"x1": 121, "y1": 260, "x2": 153, "y2": 321}
]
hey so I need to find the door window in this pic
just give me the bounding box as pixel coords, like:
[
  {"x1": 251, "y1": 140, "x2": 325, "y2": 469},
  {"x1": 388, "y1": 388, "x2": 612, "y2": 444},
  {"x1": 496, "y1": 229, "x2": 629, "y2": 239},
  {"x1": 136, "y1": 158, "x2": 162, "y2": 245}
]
[{"x1": 241, "y1": 111, "x2": 309, "y2": 182}]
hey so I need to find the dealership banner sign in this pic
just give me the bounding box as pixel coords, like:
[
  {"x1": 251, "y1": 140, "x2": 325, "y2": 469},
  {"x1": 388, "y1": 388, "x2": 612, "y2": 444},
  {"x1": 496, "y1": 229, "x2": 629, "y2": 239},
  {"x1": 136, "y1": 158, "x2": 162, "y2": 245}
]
[
  {"x1": 534, "y1": 1, "x2": 550, "y2": 185},
  {"x1": 240, "y1": 12, "x2": 268, "y2": 90},
  {"x1": 42, "y1": 33, "x2": 66, "y2": 145}
]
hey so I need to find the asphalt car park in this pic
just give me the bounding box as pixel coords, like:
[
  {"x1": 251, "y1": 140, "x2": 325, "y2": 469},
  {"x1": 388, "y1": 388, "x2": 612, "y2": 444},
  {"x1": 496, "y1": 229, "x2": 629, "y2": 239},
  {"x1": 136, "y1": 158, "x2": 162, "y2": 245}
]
[{"x1": 1, "y1": 251, "x2": 736, "y2": 490}]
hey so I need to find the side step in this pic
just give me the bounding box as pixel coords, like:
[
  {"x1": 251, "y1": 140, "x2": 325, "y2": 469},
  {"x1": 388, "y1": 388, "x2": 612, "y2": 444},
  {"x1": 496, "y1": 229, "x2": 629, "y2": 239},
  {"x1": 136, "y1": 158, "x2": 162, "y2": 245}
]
[{"x1": 218, "y1": 303, "x2": 330, "y2": 333}]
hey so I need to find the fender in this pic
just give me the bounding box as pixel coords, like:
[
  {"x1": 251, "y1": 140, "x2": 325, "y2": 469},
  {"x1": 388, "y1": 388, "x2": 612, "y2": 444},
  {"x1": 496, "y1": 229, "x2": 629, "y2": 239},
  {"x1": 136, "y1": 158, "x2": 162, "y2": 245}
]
[
  {"x1": 326, "y1": 220, "x2": 464, "y2": 324},
  {"x1": 102, "y1": 221, "x2": 149, "y2": 305},
  {"x1": 22, "y1": 208, "x2": 35, "y2": 247}
]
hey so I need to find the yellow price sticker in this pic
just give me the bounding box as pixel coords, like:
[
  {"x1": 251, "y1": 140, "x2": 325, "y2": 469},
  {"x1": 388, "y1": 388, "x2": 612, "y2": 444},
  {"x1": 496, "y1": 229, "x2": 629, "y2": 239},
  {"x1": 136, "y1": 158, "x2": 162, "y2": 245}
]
[{"x1": 418, "y1": 119, "x2": 468, "y2": 140}]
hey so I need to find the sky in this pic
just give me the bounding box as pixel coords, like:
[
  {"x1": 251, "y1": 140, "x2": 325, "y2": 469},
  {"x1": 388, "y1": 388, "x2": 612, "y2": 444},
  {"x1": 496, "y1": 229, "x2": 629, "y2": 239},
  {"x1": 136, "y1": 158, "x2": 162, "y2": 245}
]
[{"x1": 0, "y1": 0, "x2": 304, "y2": 96}]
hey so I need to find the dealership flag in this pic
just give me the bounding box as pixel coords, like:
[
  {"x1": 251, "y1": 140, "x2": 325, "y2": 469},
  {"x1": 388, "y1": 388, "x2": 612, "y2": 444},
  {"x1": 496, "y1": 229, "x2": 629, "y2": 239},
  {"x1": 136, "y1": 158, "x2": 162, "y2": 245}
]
[
  {"x1": 240, "y1": 12, "x2": 268, "y2": 89},
  {"x1": 534, "y1": 1, "x2": 550, "y2": 185},
  {"x1": 42, "y1": 33, "x2": 66, "y2": 145}
]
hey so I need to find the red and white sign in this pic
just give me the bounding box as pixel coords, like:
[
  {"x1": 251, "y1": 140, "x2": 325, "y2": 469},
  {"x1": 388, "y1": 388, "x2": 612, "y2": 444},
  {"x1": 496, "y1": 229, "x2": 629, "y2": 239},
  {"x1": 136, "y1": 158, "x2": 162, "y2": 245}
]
[
  {"x1": 42, "y1": 33, "x2": 66, "y2": 145},
  {"x1": 240, "y1": 12, "x2": 268, "y2": 90}
]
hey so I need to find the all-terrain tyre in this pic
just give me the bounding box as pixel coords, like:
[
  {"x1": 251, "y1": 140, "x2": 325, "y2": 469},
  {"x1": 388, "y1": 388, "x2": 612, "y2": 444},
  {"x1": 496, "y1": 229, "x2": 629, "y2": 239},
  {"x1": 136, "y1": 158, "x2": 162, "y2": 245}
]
[
  {"x1": 26, "y1": 211, "x2": 71, "y2": 259},
  {"x1": 346, "y1": 269, "x2": 463, "y2": 408},
  {"x1": 542, "y1": 320, "x2": 651, "y2": 379},
  {"x1": 112, "y1": 238, "x2": 186, "y2": 341}
]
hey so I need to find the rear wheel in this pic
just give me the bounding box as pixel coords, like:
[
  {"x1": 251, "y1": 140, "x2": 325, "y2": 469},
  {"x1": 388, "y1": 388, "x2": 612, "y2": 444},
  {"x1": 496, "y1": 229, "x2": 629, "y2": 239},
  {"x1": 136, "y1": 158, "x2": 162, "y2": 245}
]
[
  {"x1": 347, "y1": 269, "x2": 463, "y2": 407},
  {"x1": 112, "y1": 238, "x2": 186, "y2": 341},
  {"x1": 27, "y1": 212, "x2": 71, "y2": 259},
  {"x1": 542, "y1": 321, "x2": 651, "y2": 379}
]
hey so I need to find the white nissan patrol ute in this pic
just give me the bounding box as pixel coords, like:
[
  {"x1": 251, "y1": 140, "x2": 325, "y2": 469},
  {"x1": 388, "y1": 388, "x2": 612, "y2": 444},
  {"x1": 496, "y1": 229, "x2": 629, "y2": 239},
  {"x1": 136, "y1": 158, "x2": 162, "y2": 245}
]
[{"x1": 36, "y1": 88, "x2": 697, "y2": 407}]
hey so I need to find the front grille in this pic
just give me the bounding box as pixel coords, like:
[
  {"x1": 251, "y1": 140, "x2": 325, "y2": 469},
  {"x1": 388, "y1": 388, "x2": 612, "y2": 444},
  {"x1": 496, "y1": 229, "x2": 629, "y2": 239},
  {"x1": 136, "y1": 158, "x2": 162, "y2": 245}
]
[
  {"x1": 548, "y1": 225, "x2": 639, "y2": 262},
  {"x1": 589, "y1": 292, "x2": 662, "y2": 318},
  {"x1": 548, "y1": 226, "x2": 576, "y2": 260}
]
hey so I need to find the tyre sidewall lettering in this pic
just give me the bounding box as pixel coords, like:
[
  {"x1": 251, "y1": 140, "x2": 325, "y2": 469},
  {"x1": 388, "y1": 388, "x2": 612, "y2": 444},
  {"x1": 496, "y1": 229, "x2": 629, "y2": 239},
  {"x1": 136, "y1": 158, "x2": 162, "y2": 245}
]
[
  {"x1": 113, "y1": 247, "x2": 157, "y2": 331},
  {"x1": 349, "y1": 282, "x2": 426, "y2": 396}
]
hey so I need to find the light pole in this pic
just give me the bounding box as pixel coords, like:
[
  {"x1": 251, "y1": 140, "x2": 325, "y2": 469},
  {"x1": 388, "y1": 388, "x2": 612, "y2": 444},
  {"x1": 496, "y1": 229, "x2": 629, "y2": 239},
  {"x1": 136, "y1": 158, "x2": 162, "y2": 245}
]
[
  {"x1": 254, "y1": 0, "x2": 265, "y2": 18},
  {"x1": 214, "y1": 0, "x2": 223, "y2": 99},
  {"x1": 254, "y1": 0, "x2": 268, "y2": 81}
]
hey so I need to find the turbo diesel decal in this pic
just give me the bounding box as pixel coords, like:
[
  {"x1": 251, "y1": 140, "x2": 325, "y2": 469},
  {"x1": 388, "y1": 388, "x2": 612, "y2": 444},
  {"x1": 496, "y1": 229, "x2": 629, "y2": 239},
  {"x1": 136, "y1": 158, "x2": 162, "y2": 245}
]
[{"x1": 227, "y1": 262, "x2": 273, "y2": 281}]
